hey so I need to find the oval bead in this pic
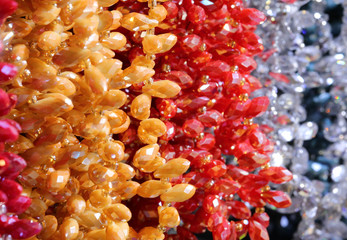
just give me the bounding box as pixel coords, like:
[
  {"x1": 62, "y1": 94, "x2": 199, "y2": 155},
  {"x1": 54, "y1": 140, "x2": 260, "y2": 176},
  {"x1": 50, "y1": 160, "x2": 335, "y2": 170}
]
[
  {"x1": 137, "y1": 180, "x2": 171, "y2": 198},
  {"x1": 142, "y1": 80, "x2": 181, "y2": 98},
  {"x1": 153, "y1": 158, "x2": 190, "y2": 178},
  {"x1": 160, "y1": 184, "x2": 196, "y2": 202},
  {"x1": 103, "y1": 203, "x2": 132, "y2": 222}
]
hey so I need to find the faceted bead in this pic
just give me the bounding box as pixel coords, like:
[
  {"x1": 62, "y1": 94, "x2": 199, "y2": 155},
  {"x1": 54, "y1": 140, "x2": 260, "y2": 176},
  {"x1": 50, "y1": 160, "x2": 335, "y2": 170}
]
[
  {"x1": 138, "y1": 227, "x2": 164, "y2": 240},
  {"x1": 227, "y1": 200, "x2": 251, "y2": 219},
  {"x1": 203, "y1": 160, "x2": 227, "y2": 178},
  {"x1": 198, "y1": 110, "x2": 223, "y2": 127},
  {"x1": 66, "y1": 195, "x2": 86, "y2": 215},
  {"x1": 6, "y1": 219, "x2": 42, "y2": 239},
  {"x1": 238, "y1": 152, "x2": 270, "y2": 170},
  {"x1": 261, "y1": 191, "x2": 292, "y2": 208},
  {"x1": 142, "y1": 80, "x2": 181, "y2": 98},
  {"x1": 201, "y1": 61, "x2": 230, "y2": 78},
  {"x1": 163, "y1": 2, "x2": 178, "y2": 19},
  {"x1": 29, "y1": 93, "x2": 74, "y2": 116},
  {"x1": 38, "y1": 31, "x2": 62, "y2": 50},
  {"x1": 0, "y1": 89, "x2": 17, "y2": 116},
  {"x1": 0, "y1": 62, "x2": 17, "y2": 83},
  {"x1": 203, "y1": 195, "x2": 222, "y2": 214},
  {"x1": 154, "y1": 158, "x2": 190, "y2": 178},
  {"x1": 85, "y1": 65, "x2": 108, "y2": 94},
  {"x1": 85, "y1": 229, "x2": 106, "y2": 240},
  {"x1": 160, "y1": 184, "x2": 196, "y2": 202},
  {"x1": 208, "y1": 179, "x2": 240, "y2": 196},
  {"x1": 238, "y1": 8, "x2": 266, "y2": 25},
  {"x1": 164, "y1": 71, "x2": 194, "y2": 89},
  {"x1": 248, "y1": 220, "x2": 269, "y2": 240},
  {"x1": 39, "y1": 215, "x2": 58, "y2": 239},
  {"x1": 0, "y1": 179, "x2": 22, "y2": 199},
  {"x1": 233, "y1": 55, "x2": 257, "y2": 74},
  {"x1": 32, "y1": 4, "x2": 60, "y2": 25},
  {"x1": 142, "y1": 34, "x2": 177, "y2": 55},
  {"x1": 138, "y1": 118, "x2": 166, "y2": 144},
  {"x1": 0, "y1": 119, "x2": 19, "y2": 142},
  {"x1": 156, "y1": 99, "x2": 177, "y2": 119},
  {"x1": 0, "y1": 0, "x2": 17, "y2": 20},
  {"x1": 133, "y1": 144, "x2": 160, "y2": 170},
  {"x1": 53, "y1": 47, "x2": 91, "y2": 68},
  {"x1": 59, "y1": 218, "x2": 79, "y2": 240},
  {"x1": 116, "y1": 181, "x2": 140, "y2": 200},
  {"x1": 245, "y1": 97, "x2": 270, "y2": 118},
  {"x1": 47, "y1": 169, "x2": 70, "y2": 192},
  {"x1": 137, "y1": 180, "x2": 171, "y2": 198},
  {"x1": 188, "y1": 5, "x2": 206, "y2": 24},
  {"x1": 196, "y1": 133, "x2": 215, "y2": 150},
  {"x1": 120, "y1": 65, "x2": 155, "y2": 85},
  {"x1": 101, "y1": 32, "x2": 127, "y2": 50},
  {"x1": 249, "y1": 129, "x2": 267, "y2": 148},
  {"x1": 116, "y1": 163, "x2": 135, "y2": 181},
  {"x1": 103, "y1": 204, "x2": 132, "y2": 222},
  {"x1": 181, "y1": 34, "x2": 202, "y2": 53},
  {"x1": 149, "y1": 5, "x2": 167, "y2": 22},
  {"x1": 7, "y1": 195, "x2": 32, "y2": 214},
  {"x1": 238, "y1": 188, "x2": 266, "y2": 208},
  {"x1": 121, "y1": 12, "x2": 158, "y2": 31},
  {"x1": 258, "y1": 166, "x2": 293, "y2": 184},
  {"x1": 212, "y1": 218, "x2": 232, "y2": 240},
  {"x1": 96, "y1": 59, "x2": 123, "y2": 81},
  {"x1": 176, "y1": 94, "x2": 210, "y2": 111},
  {"x1": 160, "y1": 121, "x2": 176, "y2": 141},
  {"x1": 74, "y1": 210, "x2": 105, "y2": 229},
  {"x1": 26, "y1": 198, "x2": 48, "y2": 218},
  {"x1": 182, "y1": 119, "x2": 204, "y2": 138},
  {"x1": 252, "y1": 212, "x2": 270, "y2": 228},
  {"x1": 224, "y1": 99, "x2": 251, "y2": 119},
  {"x1": 131, "y1": 94, "x2": 152, "y2": 120},
  {"x1": 158, "y1": 207, "x2": 180, "y2": 228},
  {"x1": 238, "y1": 174, "x2": 268, "y2": 189},
  {"x1": 97, "y1": 140, "x2": 124, "y2": 163},
  {"x1": 78, "y1": 113, "x2": 111, "y2": 139},
  {"x1": 89, "y1": 189, "x2": 112, "y2": 208},
  {"x1": 106, "y1": 222, "x2": 126, "y2": 240},
  {"x1": 88, "y1": 163, "x2": 118, "y2": 185}
]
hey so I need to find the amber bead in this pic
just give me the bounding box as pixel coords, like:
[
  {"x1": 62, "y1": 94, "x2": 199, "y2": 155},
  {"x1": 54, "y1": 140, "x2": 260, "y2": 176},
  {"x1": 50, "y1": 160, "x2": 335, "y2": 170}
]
[
  {"x1": 66, "y1": 195, "x2": 86, "y2": 215},
  {"x1": 59, "y1": 218, "x2": 79, "y2": 240},
  {"x1": 69, "y1": 152, "x2": 100, "y2": 172},
  {"x1": 106, "y1": 222, "x2": 126, "y2": 240},
  {"x1": 78, "y1": 113, "x2": 111, "y2": 139},
  {"x1": 158, "y1": 207, "x2": 180, "y2": 228},
  {"x1": 47, "y1": 169, "x2": 70, "y2": 192},
  {"x1": 121, "y1": 65, "x2": 155, "y2": 84},
  {"x1": 116, "y1": 163, "x2": 135, "y2": 181},
  {"x1": 121, "y1": 12, "x2": 158, "y2": 31},
  {"x1": 88, "y1": 163, "x2": 118, "y2": 185},
  {"x1": 103, "y1": 203, "x2": 132, "y2": 222},
  {"x1": 138, "y1": 227, "x2": 165, "y2": 240},
  {"x1": 133, "y1": 144, "x2": 160, "y2": 170},
  {"x1": 138, "y1": 118, "x2": 166, "y2": 144},
  {"x1": 39, "y1": 215, "x2": 58, "y2": 239},
  {"x1": 149, "y1": 5, "x2": 167, "y2": 22},
  {"x1": 160, "y1": 184, "x2": 196, "y2": 202},
  {"x1": 101, "y1": 32, "x2": 127, "y2": 50},
  {"x1": 137, "y1": 180, "x2": 171, "y2": 198},
  {"x1": 74, "y1": 210, "x2": 106, "y2": 229},
  {"x1": 142, "y1": 34, "x2": 177, "y2": 55},
  {"x1": 97, "y1": 140, "x2": 124, "y2": 162},
  {"x1": 26, "y1": 198, "x2": 48, "y2": 218},
  {"x1": 116, "y1": 181, "x2": 140, "y2": 200},
  {"x1": 32, "y1": 5, "x2": 60, "y2": 25},
  {"x1": 98, "y1": 90, "x2": 126, "y2": 110},
  {"x1": 89, "y1": 189, "x2": 112, "y2": 208},
  {"x1": 38, "y1": 31, "x2": 62, "y2": 50},
  {"x1": 130, "y1": 94, "x2": 152, "y2": 120},
  {"x1": 142, "y1": 80, "x2": 181, "y2": 98},
  {"x1": 153, "y1": 158, "x2": 190, "y2": 178},
  {"x1": 85, "y1": 229, "x2": 106, "y2": 240}
]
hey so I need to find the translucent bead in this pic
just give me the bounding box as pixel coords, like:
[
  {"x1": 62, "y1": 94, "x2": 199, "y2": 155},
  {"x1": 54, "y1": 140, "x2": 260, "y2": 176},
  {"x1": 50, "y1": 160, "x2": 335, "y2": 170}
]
[
  {"x1": 158, "y1": 207, "x2": 180, "y2": 228},
  {"x1": 74, "y1": 210, "x2": 106, "y2": 229},
  {"x1": 115, "y1": 181, "x2": 140, "y2": 200},
  {"x1": 148, "y1": 5, "x2": 167, "y2": 22},
  {"x1": 103, "y1": 203, "x2": 132, "y2": 222},
  {"x1": 46, "y1": 169, "x2": 70, "y2": 192},
  {"x1": 121, "y1": 12, "x2": 158, "y2": 31},
  {"x1": 142, "y1": 80, "x2": 181, "y2": 98},
  {"x1": 153, "y1": 158, "x2": 190, "y2": 178},
  {"x1": 110, "y1": 10, "x2": 123, "y2": 30},
  {"x1": 28, "y1": 93, "x2": 73, "y2": 116},
  {"x1": 26, "y1": 198, "x2": 48, "y2": 218},
  {"x1": 53, "y1": 47, "x2": 90, "y2": 68},
  {"x1": 39, "y1": 215, "x2": 58, "y2": 239},
  {"x1": 142, "y1": 34, "x2": 177, "y2": 55},
  {"x1": 88, "y1": 163, "x2": 118, "y2": 185},
  {"x1": 133, "y1": 144, "x2": 160, "y2": 169},
  {"x1": 98, "y1": 11, "x2": 113, "y2": 32},
  {"x1": 78, "y1": 113, "x2": 110, "y2": 139},
  {"x1": 139, "y1": 156, "x2": 165, "y2": 173},
  {"x1": 66, "y1": 195, "x2": 86, "y2": 215},
  {"x1": 137, "y1": 180, "x2": 171, "y2": 198},
  {"x1": 97, "y1": 140, "x2": 124, "y2": 162},
  {"x1": 59, "y1": 218, "x2": 79, "y2": 240},
  {"x1": 98, "y1": 0, "x2": 119, "y2": 7},
  {"x1": 85, "y1": 65, "x2": 108, "y2": 94},
  {"x1": 96, "y1": 59, "x2": 123, "y2": 81},
  {"x1": 138, "y1": 227, "x2": 164, "y2": 240},
  {"x1": 116, "y1": 163, "x2": 135, "y2": 181},
  {"x1": 27, "y1": 58, "x2": 57, "y2": 81},
  {"x1": 104, "y1": 109, "x2": 130, "y2": 134},
  {"x1": 160, "y1": 184, "x2": 196, "y2": 202},
  {"x1": 32, "y1": 5, "x2": 61, "y2": 25},
  {"x1": 121, "y1": 65, "x2": 155, "y2": 84},
  {"x1": 106, "y1": 222, "x2": 126, "y2": 240},
  {"x1": 138, "y1": 118, "x2": 166, "y2": 144},
  {"x1": 130, "y1": 94, "x2": 152, "y2": 120},
  {"x1": 85, "y1": 229, "x2": 106, "y2": 240},
  {"x1": 38, "y1": 31, "x2": 62, "y2": 50},
  {"x1": 101, "y1": 32, "x2": 127, "y2": 50},
  {"x1": 89, "y1": 189, "x2": 112, "y2": 208}
]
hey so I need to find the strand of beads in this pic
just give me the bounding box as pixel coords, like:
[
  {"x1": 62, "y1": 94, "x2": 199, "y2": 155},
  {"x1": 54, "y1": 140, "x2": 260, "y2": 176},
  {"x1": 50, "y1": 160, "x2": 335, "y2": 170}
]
[
  {"x1": 1, "y1": 0, "x2": 195, "y2": 239},
  {"x1": 0, "y1": 0, "x2": 42, "y2": 239}
]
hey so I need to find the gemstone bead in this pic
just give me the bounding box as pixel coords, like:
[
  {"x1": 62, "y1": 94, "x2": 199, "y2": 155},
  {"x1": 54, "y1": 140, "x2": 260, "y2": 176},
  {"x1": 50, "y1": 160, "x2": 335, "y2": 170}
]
[{"x1": 160, "y1": 184, "x2": 196, "y2": 202}]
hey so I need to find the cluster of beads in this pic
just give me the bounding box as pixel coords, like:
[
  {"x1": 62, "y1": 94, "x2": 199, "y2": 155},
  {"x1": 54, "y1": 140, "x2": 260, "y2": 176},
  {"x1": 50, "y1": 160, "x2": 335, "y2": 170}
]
[{"x1": 0, "y1": 0, "x2": 295, "y2": 239}]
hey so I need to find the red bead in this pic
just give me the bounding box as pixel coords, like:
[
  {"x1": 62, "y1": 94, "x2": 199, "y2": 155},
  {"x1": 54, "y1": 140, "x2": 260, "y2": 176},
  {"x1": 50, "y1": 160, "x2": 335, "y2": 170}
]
[
  {"x1": 188, "y1": 5, "x2": 206, "y2": 24},
  {"x1": 182, "y1": 119, "x2": 204, "y2": 138},
  {"x1": 238, "y1": 188, "x2": 266, "y2": 208},
  {"x1": 226, "y1": 165, "x2": 249, "y2": 180},
  {"x1": 165, "y1": 71, "x2": 194, "y2": 89},
  {"x1": 203, "y1": 194, "x2": 222, "y2": 214},
  {"x1": 181, "y1": 34, "x2": 202, "y2": 53},
  {"x1": 238, "y1": 152, "x2": 270, "y2": 170},
  {"x1": 258, "y1": 166, "x2": 293, "y2": 184},
  {"x1": 212, "y1": 218, "x2": 232, "y2": 240},
  {"x1": 0, "y1": 62, "x2": 17, "y2": 83},
  {"x1": 6, "y1": 195, "x2": 32, "y2": 214},
  {"x1": 6, "y1": 219, "x2": 42, "y2": 239},
  {"x1": 203, "y1": 160, "x2": 227, "y2": 178},
  {"x1": 0, "y1": 190, "x2": 8, "y2": 203},
  {"x1": 227, "y1": 200, "x2": 251, "y2": 219},
  {"x1": 208, "y1": 179, "x2": 240, "y2": 196},
  {"x1": 224, "y1": 99, "x2": 251, "y2": 119},
  {"x1": 224, "y1": 71, "x2": 251, "y2": 97},
  {"x1": 1, "y1": 152, "x2": 27, "y2": 178},
  {"x1": 207, "y1": 212, "x2": 225, "y2": 231},
  {"x1": 248, "y1": 220, "x2": 269, "y2": 240},
  {"x1": 197, "y1": 81, "x2": 219, "y2": 97},
  {"x1": 245, "y1": 97, "x2": 270, "y2": 118},
  {"x1": 249, "y1": 129, "x2": 267, "y2": 148},
  {"x1": 183, "y1": 171, "x2": 210, "y2": 188},
  {"x1": 0, "y1": 119, "x2": 19, "y2": 142},
  {"x1": 0, "y1": 0, "x2": 17, "y2": 22},
  {"x1": 252, "y1": 212, "x2": 270, "y2": 228},
  {"x1": 261, "y1": 190, "x2": 292, "y2": 208},
  {"x1": 238, "y1": 8, "x2": 266, "y2": 25},
  {"x1": 198, "y1": 110, "x2": 223, "y2": 127},
  {"x1": 163, "y1": 2, "x2": 178, "y2": 19},
  {"x1": 238, "y1": 174, "x2": 268, "y2": 189},
  {"x1": 201, "y1": 60, "x2": 230, "y2": 78},
  {"x1": 156, "y1": 99, "x2": 177, "y2": 119},
  {"x1": 189, "y1": 51, "x2": 213, "y2": 67},
  {"x1": 0, "y1": 89, "x2": 17, "y2": 117},
  {"x1": 233, "y1": 55, "x2": 257, "y2": 74},
  {"x1": 176, "y1": 95, "x2": 210, "y2": 111},
  {"x1": 0, "y1": 155, "x2": 9, "y2": 175},
  {"x1": 176, "y1": 226, "x2": 198, "y2": 240},
  {"x1": 0, "y1": 179, "x2": 23, "y2": 199},
  {"x1": 160, "y1": 121, "x2": 176, "y2": 141},
  {"x1": 196, "y1": 133, "x2": 215, "y2": 150}
]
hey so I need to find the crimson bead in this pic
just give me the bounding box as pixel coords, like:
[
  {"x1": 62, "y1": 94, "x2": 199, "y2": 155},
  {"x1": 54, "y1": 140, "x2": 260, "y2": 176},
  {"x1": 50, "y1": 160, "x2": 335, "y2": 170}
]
[
  {"x1": 0, "y1": 119, "x2": 19, "y2": 142},
  {"x1": 165, "y1": 71, "x2": 194, "y2": 89},
  {"x1": 238, "y1": 152, "x2": 270, "y2": 170},
  {"x1": 160, "y1": 121, "x2": 176, "y2": 141},
  {"x1": 248, "y1": 220, "x2": 269, "y2": 240},
  {"x1": 0, "y1": 62, "x2": 17, "y2": 83},
  {"x1": 245, "y1": 97, "x2": 270, "y2": 118},
  {"x1": 156, "y1": 99, "x2": 177, "y2": 119},
  {"x1": 258, "y1": 166, "x2": 293, "y2": 184},
  {"x1": 238, "y1": 188, "x2": 266, "y2": 208},
  {"x1": 196, "y1": 133, "x2": 215, "y2": 150},
  {"x1": 0, "y1": 179, "x2": 23, "y2": 199},
  {"x1": 224, "y1": 99, "x2": 251, "y2": 119},
  {"x1": 201, "y1": 60, "x2": 230, "y2": 78},
  {"x1": 0, "y1": 0, "x2": 17, "y2": 22},
  {"x1": 1, "y1": 152, "x2": 27, "y2": 178},
  {"x1": 181, "y1": 34, "x2": 202, "y2": 53},
  {"x1": 261, "y1": 190, "x2": 292, "y2": 208},
  {"x1": 6, "y1": 219, "x2": 42, "y2": 239},
  {"x1": 6, "y1": 195, "x2": 32, "y2": 214},
  {"x1": 163, "y1": 1, "x2": 178, "y2": 19},
  {"x1": 198, "y1": 110, "x2": 223, "y2": 127},
  {"x1": 249, "y1": 128, "x2": 267, "y2": 148},
  {"x1": 208, "y1": 179, "x2": 240, "y2": 196},
  {"x1": 188, "y1": 5, "x2": 206, "y2": 24},
  {"x1": 212, "y1": 218, "x2": 232, "y2": 240},
  {"x1": 0, "y1": 190, "x2": 8, "y2": 203},
  {"x1": 233, "y1": 55, "x2": 257, "y2": 74},
  {"x1": 0, "y1": 90, "x2": 17, "y2": 116},
  {"x1": 176, "y1": 226, "x2": 198, "y2": 240},
  {"x1": 238, "y1": 174, "x2": 268, "y2": 189},
  {"x1": 182, "y1": 119, "x2": 204, "y2": 138}
]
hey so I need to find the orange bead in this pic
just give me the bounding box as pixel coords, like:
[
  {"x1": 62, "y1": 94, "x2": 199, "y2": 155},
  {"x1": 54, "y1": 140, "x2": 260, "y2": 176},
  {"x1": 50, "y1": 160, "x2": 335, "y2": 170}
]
[
  {"x1": 130, "y1": 94, "x2": 152, "y2": 120},
  {"x1": 133, "y1": 144, "x2": 160, "y2": 169},
  {"x1": 66, "y1": 195, "x2": 86, "y2": 215},
  {"x1": 160, "y1": 184, "x2": 196, "y2": 202},
  {"x1": 158, "y1": 207, "x2": 180, "y2": 228},
  {"x1": 103, "y1": 203, "x2": 132, "y2": 222},
  {"x1": 47, "y1": 169, "x2": 70, "y2": 192},
  {"x1": 153, "y1": 158, "x2": 190, "y2": 178},
  {"x1": 142, "y1": 80, "x2": 181, "y2": 98},
  {"x1": 121, "y1": 12, "x2": 158, "y2": 31},
  {"x1": 59, "y1": 218, "x2": 79, "y2": 240},
  {"x1": 142, "y1": 34, "x2": 177, "y2": 55},
  {"x1": 137, "y1": 180, "x2": 171, "y2": 198},
  {"x1": 138, "y1": 227, "x2": 164, "y2": 240},
  {"x1": 88, "y1": 163, "x2": 118, "y2": 185}
]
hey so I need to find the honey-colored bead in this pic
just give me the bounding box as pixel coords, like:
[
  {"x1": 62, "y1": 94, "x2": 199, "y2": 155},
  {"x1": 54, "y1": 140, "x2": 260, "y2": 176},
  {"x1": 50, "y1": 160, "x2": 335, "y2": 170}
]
[
  {"x1": 59, "y1": 218, "x2": 79, "y2": 240},
  {"x1": 121, "y1": 65, "x2": 155, "y2": 84},
  {"x1": 142, "y1": 80, "x2": 181, "y2": 98},
  {"x1": 28, "y1": 93, "x2": 74, "y2": 116},
  {"x1": 148, "y1": 5, "x2": 167, "y2": 22},
  {"x1": 106, "y1": 222, "x2": 126, "y2": 240},
  {"x1": 77, "y1": 172, "x2": 95, "y2": 189},
  {"x1": 11, "y1": 18, "x2": 33, "y2": 38},
  {"x1": 85, "y1": 65, "x2": 108, "y2": 94},
  {"x1": 34, "y1": 118, "x2": 72, "y2": 146},
  {"x1": 85, "y1": 229, "x2": 106, "y2": 240},
  {"x1": 110, "y1": 10, "x2": 123, "y2": 30},
  {"x1": 104, "y1": 110, "x2": 130, "y2": 134},
  {"x1": 130, "y1": 94, "x2": 151, "y2": 120},
  {"x1": 39, "y1": 215, "x2": 58, "y2": 239},
  {"x1": 121, "y1": 12, "x2": 158, "y2": 31},
  {"x1": 32, "y1": 5, "x2": 61, "y2": 25},
  {"x1": 11, "y1": 44, "x2": 30, "y2": 61},
  {"x1": 73, "y1": 16, "x2": 99, "y2": 38},
  {"x1": 153, "y1": 158, "x2": 190, "y2": 178},
  {"x1": 47, "y1": 169, "x2": 70, "y2": 192},
  {"x1": 98, "y1": 90, "x2": 126, "y2": 109},
  {"x1": 103, "y1": 203, "x2": 132, "y2": 222},
  {"x1": 89, "y1": 189, "x2": 112, "y2": 208},
  {"x1": 26, "y1": 198, "x2": 48, "y2": 218},
  {"x1": 88, "y1": 163, "x2": 118, "y2": 185},
  {"x1": 138, "y1": 227, "x2": 164, "y2": 240},
  {"x1": 6, "y1": 135, "x2": 33, "y2": 154},
  {"x1": 98, "y1": 0, "x2": 119, "y2": 7},
  {"x1": 160, "y1": 184, "x2": 196, "y2": 203},
  {"x1": 78, "y1": 113, "x2": 111, "y2": 139},
  {"x1": 142, "y1": 34, "x2": 177, "y2": 55},
  {"x1": 27, "y1": 58, "x2": 57, "y2": 81},
  {"x1": 97, "y1": 140, "x2": 124, "y2": 162},
  {"x1": 116, "y1": 181, "x2": 140, "y2": 200},
  {"x1": 141, "y1": 156, "x2": 166, "y2": 173},
  {"x1": 62, "y1": 110, "x2": 86, "y2": 128},
  {"x1": 101, "y1": 32, "x2": 127, "y2": 50},
  {"x1": 158, "y1": 207, "x2": 180, "y2": 228},
  {"x1": 116, "y1": 163, "x2": 135, "y2": 181},
  {"x1": 38, "y1": 31, "x2": 62, "y2": 50},
  {"x1": 53, "y1": 47, "x2": 90, "y2": 68},
  {"x1": 140, "y1": 118, "x2": 166, "y2": 137},
  {"x1": 96, "y1": 59, "x2": 123, "y2": 80},
  {"x1": 66, "y1": 195, "x2": 86, "y2": 215},
  {"x1": 74, "y1": 210, "x2": 106, "y2": 229},
  {"x1": 98, "y1": 11, "x2": 113, "y2": 32},
  {"x1": 137, "y1": 180, "x2": 171, "y2": 198},
  {"x1": 131, "y1": 56, "x2": 155, "y2": 69},
  {"x1": 133, "y1": 144, "x2": 160, "y2": 169}
]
